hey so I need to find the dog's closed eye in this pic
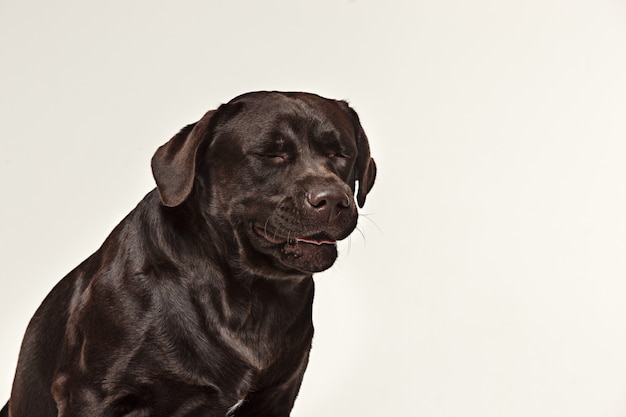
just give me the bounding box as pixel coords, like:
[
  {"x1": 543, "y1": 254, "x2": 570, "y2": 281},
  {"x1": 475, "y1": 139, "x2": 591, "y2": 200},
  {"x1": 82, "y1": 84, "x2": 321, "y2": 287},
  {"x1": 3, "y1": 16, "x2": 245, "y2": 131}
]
[{"x1": 255, "y1": 152, "x2": 290, "y2": 164}]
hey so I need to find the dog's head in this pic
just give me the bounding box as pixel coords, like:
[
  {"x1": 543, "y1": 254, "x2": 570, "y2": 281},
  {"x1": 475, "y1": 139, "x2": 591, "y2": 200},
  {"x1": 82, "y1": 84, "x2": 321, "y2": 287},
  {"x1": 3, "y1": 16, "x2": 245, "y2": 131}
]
[{"x1": 151, "y1": 91, "x2": 376, "y2": 278}]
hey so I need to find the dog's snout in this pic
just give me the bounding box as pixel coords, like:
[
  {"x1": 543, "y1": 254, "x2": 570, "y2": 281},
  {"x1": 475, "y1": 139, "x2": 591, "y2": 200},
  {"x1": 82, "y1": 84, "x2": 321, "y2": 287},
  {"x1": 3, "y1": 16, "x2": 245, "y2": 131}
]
[{"x1": 306, "y1": 187, "x2": 351, "y2": 221}]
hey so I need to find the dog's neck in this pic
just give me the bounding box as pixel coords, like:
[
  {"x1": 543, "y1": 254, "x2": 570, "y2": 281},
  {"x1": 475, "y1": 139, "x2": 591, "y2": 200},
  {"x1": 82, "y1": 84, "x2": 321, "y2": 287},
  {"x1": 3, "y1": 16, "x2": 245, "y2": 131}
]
[{"x1": 117, "y1": 189, "x2": 316, "y2": 371}]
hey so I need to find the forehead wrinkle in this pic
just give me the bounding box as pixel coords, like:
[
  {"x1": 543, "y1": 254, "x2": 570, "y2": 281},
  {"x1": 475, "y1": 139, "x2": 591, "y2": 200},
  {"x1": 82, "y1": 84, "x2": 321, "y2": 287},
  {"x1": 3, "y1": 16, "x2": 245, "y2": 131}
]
[
  {"x1": 225, "y1": 96, "x2": 353, "y2": 154},
  {"x1": 277, "y1": 116, "x2": 300, "y2": 138}
]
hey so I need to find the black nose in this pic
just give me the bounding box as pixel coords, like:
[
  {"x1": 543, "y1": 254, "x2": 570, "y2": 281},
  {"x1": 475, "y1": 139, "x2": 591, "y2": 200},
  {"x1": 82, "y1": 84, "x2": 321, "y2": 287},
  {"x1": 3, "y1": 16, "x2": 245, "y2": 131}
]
[{"x1": 306, "y1": 187, "x2": 351, "y2": 221}]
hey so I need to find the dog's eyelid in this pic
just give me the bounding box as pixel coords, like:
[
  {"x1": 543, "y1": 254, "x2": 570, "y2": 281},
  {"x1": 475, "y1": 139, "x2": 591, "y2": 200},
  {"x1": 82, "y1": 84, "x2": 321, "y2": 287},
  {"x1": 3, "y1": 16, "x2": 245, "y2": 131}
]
[
  {"x1": 316, "y1": 134, "x2": 354, "y2": 159},
  {"x1": 323, "y1": 145, "x2": 352, "y2": 159},
  {"x1": 335, "y1": 150, "x2": 353, "y2": 158},
  {"x1": 253, "y1": 151, "x2": 290, "y2": 164},
  {"x1": 327, "y1": 151, "x2": 344, "y2": 159}
]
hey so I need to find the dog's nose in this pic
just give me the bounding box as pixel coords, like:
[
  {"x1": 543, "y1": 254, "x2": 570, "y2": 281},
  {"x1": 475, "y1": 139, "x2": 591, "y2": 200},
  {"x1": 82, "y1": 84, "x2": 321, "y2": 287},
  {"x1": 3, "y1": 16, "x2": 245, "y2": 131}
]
[{"x1": 306, "y1": 187, "x2": 351, "y2": 221}]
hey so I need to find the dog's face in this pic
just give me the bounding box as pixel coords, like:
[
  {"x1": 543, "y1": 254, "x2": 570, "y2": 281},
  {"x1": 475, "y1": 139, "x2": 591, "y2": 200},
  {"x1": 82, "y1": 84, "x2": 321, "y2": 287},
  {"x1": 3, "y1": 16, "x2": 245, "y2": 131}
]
[{"x1": 151, "y1": 92, "x2": 376, "y2": 278}]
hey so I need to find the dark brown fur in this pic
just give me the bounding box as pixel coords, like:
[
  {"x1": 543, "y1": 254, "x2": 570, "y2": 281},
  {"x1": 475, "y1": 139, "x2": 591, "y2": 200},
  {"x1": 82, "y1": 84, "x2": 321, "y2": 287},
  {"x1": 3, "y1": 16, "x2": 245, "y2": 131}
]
[{"x1": 2, "y1": 91, "x2": 376, "y2": 417}]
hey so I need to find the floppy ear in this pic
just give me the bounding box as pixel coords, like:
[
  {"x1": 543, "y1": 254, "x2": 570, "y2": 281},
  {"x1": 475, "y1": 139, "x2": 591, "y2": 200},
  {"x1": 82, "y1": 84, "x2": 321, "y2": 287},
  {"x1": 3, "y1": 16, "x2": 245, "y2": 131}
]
[
  {"x1": 342, "y1": 104, "x2": 377, "y2": 208},
  {"x1": 355, "y1": 126, "x2": 377, "y2": 208},
  {"x1": 151, "y1": 110, "x2": 216, "y2": 207}
]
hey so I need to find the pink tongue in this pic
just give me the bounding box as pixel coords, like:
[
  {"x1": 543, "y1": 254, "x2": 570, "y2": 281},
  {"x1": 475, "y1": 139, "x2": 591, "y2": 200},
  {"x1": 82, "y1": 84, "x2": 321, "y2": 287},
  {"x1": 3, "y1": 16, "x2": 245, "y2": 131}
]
[{"x1": 296, "y1": 237, "x2": 336, "y2": 246}]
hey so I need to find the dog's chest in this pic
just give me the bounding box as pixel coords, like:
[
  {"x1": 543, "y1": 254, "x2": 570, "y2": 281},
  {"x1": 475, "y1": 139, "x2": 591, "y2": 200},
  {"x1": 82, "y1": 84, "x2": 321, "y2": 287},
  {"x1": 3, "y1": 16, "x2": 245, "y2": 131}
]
[
  {"x1": 216, "y1": 305, "x2": 301, "y2": 370},
  {"x1": 207, "y1": 279, "x2": 314, "y2": 370}
]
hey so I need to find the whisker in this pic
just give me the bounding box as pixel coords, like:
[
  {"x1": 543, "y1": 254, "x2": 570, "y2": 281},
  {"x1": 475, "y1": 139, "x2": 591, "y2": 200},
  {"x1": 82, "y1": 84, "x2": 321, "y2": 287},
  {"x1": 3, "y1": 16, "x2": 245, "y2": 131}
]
[
  {"x1": 358, "y1": 212, "x2": 383, "y2": 236},
  {"x1": 265, "y1": 195, "x2": 290, "y2": 240},
  {"x1": 264, "y1": 217, "x2": 270, "y2": 236},
  {"x1": 344, "y1": 235, "x2": 352, "y2": 257},
  {"x1": 354, "y1": 226, "x2": 366, "y2": 242}
]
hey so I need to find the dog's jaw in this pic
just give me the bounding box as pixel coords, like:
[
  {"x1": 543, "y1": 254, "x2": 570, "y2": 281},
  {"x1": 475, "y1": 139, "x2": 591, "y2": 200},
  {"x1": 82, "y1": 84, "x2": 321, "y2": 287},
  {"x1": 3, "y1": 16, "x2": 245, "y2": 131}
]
[
  {"x1": 245, "y1": 222, "x2": 341, "y2": 276},
  {"x1": 280, "y1": 238, "x2": 339, "y2": 273}
]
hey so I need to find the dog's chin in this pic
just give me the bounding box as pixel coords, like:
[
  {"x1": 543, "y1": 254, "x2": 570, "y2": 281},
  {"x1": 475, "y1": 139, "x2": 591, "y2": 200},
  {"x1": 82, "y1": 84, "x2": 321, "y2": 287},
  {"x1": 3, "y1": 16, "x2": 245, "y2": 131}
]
[
  {"x1": 248, "y1": 225, "x2": 340, "y2": 275},
  {"x1": 278, "y1": 240, "x2": 338, "y2": 273}
]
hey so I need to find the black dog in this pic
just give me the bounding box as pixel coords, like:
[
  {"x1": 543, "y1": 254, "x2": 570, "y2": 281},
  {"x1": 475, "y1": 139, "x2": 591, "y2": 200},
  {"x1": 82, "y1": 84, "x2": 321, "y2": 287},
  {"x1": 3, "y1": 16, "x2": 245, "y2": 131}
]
[{"x1": 1, "y1": 91, "x2": 376, "y2": 417}]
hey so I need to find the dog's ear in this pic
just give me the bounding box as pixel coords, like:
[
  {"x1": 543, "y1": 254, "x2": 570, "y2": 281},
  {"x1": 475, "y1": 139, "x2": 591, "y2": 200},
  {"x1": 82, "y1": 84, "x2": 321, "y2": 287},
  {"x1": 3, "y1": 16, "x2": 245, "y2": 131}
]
[
  {"x1": 151, "y1": 110, "x2": 216, "y2": 207},
  {"x1": 355, "y1": 126, "x2": 377, "y2": 208},
  {"x1": 342, "y1": 103, "x2": 377, "y2": 208}
]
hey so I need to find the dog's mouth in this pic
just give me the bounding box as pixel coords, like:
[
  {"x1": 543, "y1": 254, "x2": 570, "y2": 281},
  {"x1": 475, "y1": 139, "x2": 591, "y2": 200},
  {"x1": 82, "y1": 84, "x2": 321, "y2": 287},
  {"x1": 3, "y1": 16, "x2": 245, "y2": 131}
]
[
  {"x1": 253, "y1": 225, "x2": 337, "y2": 246},
  {"x1": 252, "y1": 224, "x2": 339, "y2": 273}
]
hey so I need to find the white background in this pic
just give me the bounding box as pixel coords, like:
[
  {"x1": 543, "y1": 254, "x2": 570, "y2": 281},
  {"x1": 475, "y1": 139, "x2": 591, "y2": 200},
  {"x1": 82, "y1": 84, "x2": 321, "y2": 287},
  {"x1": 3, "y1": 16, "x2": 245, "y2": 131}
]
[{"x1": 2, "y1": 1, "x2": 626, "y2": 416}]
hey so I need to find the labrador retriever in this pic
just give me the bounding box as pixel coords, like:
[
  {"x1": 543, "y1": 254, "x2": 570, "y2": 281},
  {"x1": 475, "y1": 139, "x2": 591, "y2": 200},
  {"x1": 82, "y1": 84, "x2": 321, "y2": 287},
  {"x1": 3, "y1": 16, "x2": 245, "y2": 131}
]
[{"x1": 1, "y1": 91, "x2": 376, "y2": 417}]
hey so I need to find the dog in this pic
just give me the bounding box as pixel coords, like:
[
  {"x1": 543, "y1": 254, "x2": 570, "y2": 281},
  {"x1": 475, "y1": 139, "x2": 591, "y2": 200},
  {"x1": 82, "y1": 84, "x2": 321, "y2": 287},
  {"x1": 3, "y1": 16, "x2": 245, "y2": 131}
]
[{"x1": 1, "y1": 91, "x2": 376, "y2": 417}]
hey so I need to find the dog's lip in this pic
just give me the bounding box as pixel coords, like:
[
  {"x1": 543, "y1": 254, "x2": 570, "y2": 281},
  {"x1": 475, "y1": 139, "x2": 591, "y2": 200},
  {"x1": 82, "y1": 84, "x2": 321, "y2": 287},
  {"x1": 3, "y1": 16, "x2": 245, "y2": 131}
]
[
  {"x1": 253, "y1": 225, "x2": 337, "y2": 246},
  {"x1": 295, "y1": 236, "x2": 337, "y2": 246}
]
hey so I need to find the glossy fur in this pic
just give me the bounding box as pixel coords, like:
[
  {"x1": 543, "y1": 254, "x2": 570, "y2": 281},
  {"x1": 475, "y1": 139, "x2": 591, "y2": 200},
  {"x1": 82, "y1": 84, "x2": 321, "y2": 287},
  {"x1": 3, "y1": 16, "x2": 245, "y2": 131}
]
[{"x1": 1, "y1": 91, "x2": 376, "y2": 417}]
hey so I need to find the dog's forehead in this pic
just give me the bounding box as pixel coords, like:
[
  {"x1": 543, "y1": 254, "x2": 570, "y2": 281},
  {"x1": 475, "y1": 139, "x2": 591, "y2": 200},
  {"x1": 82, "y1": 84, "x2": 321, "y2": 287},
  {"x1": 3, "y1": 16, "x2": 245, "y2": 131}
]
[{"x1": 224, "y1": 92, "x2": 355, "y2": 145}]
